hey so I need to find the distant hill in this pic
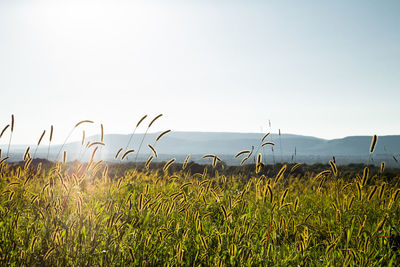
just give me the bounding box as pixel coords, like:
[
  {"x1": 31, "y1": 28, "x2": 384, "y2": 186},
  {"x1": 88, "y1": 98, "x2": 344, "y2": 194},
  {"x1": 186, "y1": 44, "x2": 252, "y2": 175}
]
[{"x1": 2, "y1": 132, "x2": 400, "y2": 167}]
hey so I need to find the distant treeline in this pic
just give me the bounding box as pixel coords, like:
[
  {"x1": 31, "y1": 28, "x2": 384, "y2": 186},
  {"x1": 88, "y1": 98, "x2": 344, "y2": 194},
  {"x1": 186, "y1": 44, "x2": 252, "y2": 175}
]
[{"x1": 7, "y1": 159, "x2": 400, "y2": 185}]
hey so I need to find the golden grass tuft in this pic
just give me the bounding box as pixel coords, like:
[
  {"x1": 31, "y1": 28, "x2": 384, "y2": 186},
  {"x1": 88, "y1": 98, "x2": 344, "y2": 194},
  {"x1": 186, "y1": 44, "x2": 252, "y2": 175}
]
[
  {"x1": 361, "y1": 167, "x2": 369, "y2": 186},
  {"x1": 163, "y1": 158, "x2": 176, "y2": 172},
  {"x1": 0, "y1": 116, "x2": 399, "y2": 266},
  {"x1": 274, "y1": 164, "x2": 287, "y2": 184},
  {"x1": 380, "y1": 162, "x2": 385, "y2": 174},
  {"x1": 290, "y1": 163, "x2": 302, "y2": 173},
  {"x1": 183, "y1": 154, "x2": 190, "y2": 170},
  {"x1": 329, "y1": 160, "x2": 338, "y2": 176}
]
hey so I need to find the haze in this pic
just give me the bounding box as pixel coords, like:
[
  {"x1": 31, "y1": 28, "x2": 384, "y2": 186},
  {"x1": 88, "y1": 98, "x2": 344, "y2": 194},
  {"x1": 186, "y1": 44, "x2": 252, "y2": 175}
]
[{"x1": 1, "y1": 0, "x2": 399, "y2": 144}]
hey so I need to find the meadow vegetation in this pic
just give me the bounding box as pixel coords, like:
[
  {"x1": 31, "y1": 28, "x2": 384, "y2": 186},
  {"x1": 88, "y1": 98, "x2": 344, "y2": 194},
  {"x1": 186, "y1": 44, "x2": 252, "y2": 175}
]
[
  {"x1": 0, "y1": 158, "x2": 399, "y2": 266},
  {"x1": 0, "y1": 117, "x2": 399, "y2": 266}
]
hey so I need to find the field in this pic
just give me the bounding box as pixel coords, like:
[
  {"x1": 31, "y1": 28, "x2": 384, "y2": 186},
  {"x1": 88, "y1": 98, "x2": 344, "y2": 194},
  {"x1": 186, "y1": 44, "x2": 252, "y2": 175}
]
[
  {"x1": 2, "y1": 0, "x2": 400, "y2": 265},
  {"x1": 1, "y1": 155, "x2": 400, "y2": 266}
]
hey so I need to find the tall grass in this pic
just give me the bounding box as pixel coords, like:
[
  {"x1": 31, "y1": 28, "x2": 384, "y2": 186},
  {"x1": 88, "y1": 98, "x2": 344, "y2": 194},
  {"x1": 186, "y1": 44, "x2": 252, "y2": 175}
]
[
  {"x1": 33, "y1": 130, "x2": 46, "y2": 158},
  {"x1": 1, "y1": 157, "x2": 399, "y2": 266},
  {"x1": 0, "y1": 119, "x2": 399, "y2": 266},
  {"x1": 6, "y1": 114, "x2": 14, "y2": 157},
  {"x1": 134, "y1": 114, "x2": 162, "y2": 163},
  {"x1": 124, "y1": 115, "x2": 147, "y2": 160},
  {"x1": 47, "y1": 125, "x2": 53, "y2": 160},
  {"x1": 55, "y1": 120, "x2": 94, "y2": 161},
  {"x1": 268, "y1": 120, "x2": 276, "y2": 165},
  {"x1": 368, "y1": 134, "x2": 378, "y2": 165}
]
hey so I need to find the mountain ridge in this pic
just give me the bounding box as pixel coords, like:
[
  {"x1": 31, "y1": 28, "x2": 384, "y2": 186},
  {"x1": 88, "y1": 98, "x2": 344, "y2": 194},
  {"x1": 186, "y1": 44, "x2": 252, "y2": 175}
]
[{"x1": 1, "y1": 131, "x2": 399, "y2": 166}]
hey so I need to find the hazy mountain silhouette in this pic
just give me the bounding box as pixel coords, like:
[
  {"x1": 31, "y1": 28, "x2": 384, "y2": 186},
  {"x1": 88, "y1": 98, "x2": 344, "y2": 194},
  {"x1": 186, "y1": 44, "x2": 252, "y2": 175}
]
[{"x1": 2, "y1": 132, "x2": 400, "y2": 167}]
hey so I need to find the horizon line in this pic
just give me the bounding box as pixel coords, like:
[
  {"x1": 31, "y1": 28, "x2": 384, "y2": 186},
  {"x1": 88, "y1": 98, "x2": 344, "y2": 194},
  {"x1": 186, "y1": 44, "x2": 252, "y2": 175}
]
[{"x1": 0, "y1": 130, "x2": 396, "y2": 146}]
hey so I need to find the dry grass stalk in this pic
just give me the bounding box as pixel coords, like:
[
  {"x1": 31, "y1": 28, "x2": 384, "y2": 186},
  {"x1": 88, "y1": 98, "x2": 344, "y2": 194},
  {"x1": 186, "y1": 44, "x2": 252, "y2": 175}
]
[
  {"x1": 278, "y1": 129, "x2": 283, "y2": 162},
  {"x1": 33, "y1": 130, "x2": 46, "y2": 158},
  {"x1": 156, "y1": 130, "x2": 171, "y2": 142},
  {"x1": 280, "y1": 189, "x2": 289, "y2": 206},
  {"x1": 183, "y1": 154, "x2": 190, "y2": 170},
  {"x1": 290, "y1": 163, "x2": 302, "y2": 173},
  {"x1": 145, "y1": 155, "x2": 154, "y2": 169},
  {"x1": 202, "y1": 154, "x2": 221, "y2": 160},
  {"x1": 149, "y1": 114, "x2": 163, "y2": 128},
  {"x1": 240, "y1": 156, "x2": 250, "y2": 165},
  {"x1": 275, "y1": 164, "x2": 287, "y2": 184},
  {"x1": 0, "y1": 157, "x2": 9, "y2": 165},
  {"x1": 163, "y1": 158, "x2": 175, "y2": 172},
  {"x1": 81, "y1": 130, "x2": 85, "y2": 146},
  {"x1": 135, "y1": 114, "x2": 162, "y2": 163},
  {"x1": 0, "y1": 124, "x2": 9, "y2": 139},
  {"x1": 261, "y1": 142, "x2": 275, "y2": 147},
  {"x1": 87, "y1": 142, "x2": 105, "y2": 149},
  {"x1": 11, "y1": 114, "x2": 14, "y2": 132},
  {"x1": 47, "y1": 125, "x2": 53, "y2": 160},
  {"x1": 56, "y1": 120, "x2": 94, "y2": 161},
  {"x1": 261, "y1": 132, "x2": 270, "y2": 142},
  {"x1": 148, "y1": 144, "x2": 158, "y2": 158},
  {"x1": 23, "y1": 146, "x2": 30, "y2": 161},
  {"x1": 100, "y1": 124, "x2": 104, "y2": 142},
  {"x1": 370, "y1": 135, "x2": 378, "y2": 153},
  {"x1": 136, "y1": 115, "x2": 148, "y2": 128},
  {"x1": 379, "y1": 183, "x2": 386, "y2": 199},
  {"x1": 124, "y1": 115, "x2": 147, "y2": 154},
  {"x1": 7, "y1": 114, "x2": 14, "y2": 157},
  {"x1": 361, "y1": 167, "x2": 369, "y2": 186},
  {"x1": 75, "y1": 120, "x2": 94, "y2": 128},
  {"x1": 235, "y1": 150, "x2": 250, "y2": 158},
  {"x1": 115, "y1": 148, "x2": 123, "y2": 159},
  {"x1": 87, "y1": 147, "x2": 99, "y2": 169},
  {"x1": 368, "y1": 134, "x2": 378, "y2": 165},
  {"x1": 202, "y1": 154, "x2": 221, "y2": 168},
  {"x1": 256, "y1": 153, "x2": 262, "y2": 173},
  {"x1": 367, "y1": 186, "x2": 377, "y2": 201},
  {"x1": 122, "y1": 149, "x2": 135, "y2": 160},
  {"x1": 329, "y1": 160, "x2": 338, "y2": 176}
]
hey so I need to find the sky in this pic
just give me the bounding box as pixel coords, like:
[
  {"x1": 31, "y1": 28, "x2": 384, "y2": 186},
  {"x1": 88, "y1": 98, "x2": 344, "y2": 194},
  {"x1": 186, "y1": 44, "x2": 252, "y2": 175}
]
[{"x1": 1, "y1": 0, "x2": 399, "y2": 144}]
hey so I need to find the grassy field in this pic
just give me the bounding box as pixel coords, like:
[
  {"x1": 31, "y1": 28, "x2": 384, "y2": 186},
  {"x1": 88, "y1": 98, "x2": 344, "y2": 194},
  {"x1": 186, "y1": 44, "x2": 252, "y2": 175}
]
[{"x1": 0, "y1": 157, "x2": 399, "y2": 266}]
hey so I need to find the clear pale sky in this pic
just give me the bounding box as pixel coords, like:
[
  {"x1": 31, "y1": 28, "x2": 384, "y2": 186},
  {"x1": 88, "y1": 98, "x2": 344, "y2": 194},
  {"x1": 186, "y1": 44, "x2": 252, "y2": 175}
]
[{"x1": 1, "y1": 0, "x2": 399, "y2": 144}]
